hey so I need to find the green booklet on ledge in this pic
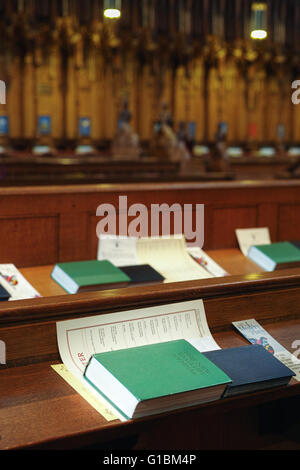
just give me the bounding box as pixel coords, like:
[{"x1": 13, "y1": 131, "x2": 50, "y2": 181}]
[
  {"x1": 247, "y1": 241, "x2": 300, "y2": 271},
  {"x1": 84, "y1": 339, "x2": 231, "y2": 420},
  {"x1": 51, "y1": 260, "x2": 131, "y2": 294}
]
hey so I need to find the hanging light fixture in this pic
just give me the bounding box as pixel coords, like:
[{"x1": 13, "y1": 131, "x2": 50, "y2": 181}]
[
  {"x1": 103, "y1": 0, "x2": 122, "y2": 19},
  {"x1": 250, "y1": 2, "x2": 268, "y2": 40}
]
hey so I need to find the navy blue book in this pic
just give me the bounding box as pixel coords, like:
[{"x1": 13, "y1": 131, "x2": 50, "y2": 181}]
[
  {"x1": 0, "y1": 284, "x2": 10, "y2": 301},
  {"x1": 203, "y1": 345, "x2": 295, "y2": 398},
  {"x1": 119, "y1": 265, "x2": 165, "y2": 285},
  {"x1": 290, "y1": 241, "x2": 300, "y2": 251}
]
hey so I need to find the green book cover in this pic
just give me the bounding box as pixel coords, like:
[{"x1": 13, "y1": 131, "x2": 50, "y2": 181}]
[
  {"x1": 51, "y1": 260, "x2": 130, "y2": 293},
  {"x1": 252, "y1": 242, "x2": 300, "y2": 263},
  {"x1": 84, "y1": 339, "x2": 231, "y2": 419}
]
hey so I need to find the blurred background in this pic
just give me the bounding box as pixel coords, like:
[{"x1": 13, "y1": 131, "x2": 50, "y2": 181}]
[{"x1": 1, "y1": 0, "x2": 300, "y2": 184}]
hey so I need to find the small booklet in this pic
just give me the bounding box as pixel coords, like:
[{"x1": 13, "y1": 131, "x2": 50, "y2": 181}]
[
  {"x1": 0, "y1": 264, "x2": 41, "y2": 301},
  {"x1": 97, "y1": 235, "x2": 140, "y2": 267},
  {"x1": 233, "y1": 318, "x2": 300, "y2": 382},
  {"x1": 204, "y1": 345, "x2": 295, "y2": 397},
  {"x1": 235, "y1": 227, "x2": 271, "y2": 257}
]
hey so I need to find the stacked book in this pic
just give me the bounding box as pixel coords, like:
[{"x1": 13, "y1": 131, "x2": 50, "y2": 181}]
[
  {"x1": 247, "y1": 241, "x2": 300, "y2": 271},
  {"x1": 83, "y1": 340, "x2": 294, "y2": 420},
  {"x1": 55, "y1": 300, "x2": 296, "y2": 421},
  {"x1": 51, "y1": 260, "x2": 165, "y2": 294}
]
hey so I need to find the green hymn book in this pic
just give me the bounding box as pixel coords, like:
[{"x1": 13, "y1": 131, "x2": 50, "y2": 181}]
[
  {"x1": 84, "y1": 339, "x2": 231, "y2": 420},
  {"x1": 51, "y1": 260, "x2": 130, "y2": 294},
  {"x1": 247, "y1": 241, "x2": 300, "y2": 271}
]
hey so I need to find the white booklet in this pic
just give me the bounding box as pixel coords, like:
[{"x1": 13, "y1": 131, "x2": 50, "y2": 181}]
[
  {"x1": 97, "y1": 235, "x2": 139, "y2": 267},
  {"x1": 55, "y1": 299, "x2": 220, "y2": 421},
  {"x1": 233, "y1": 318, "x2": 300, "y2": 382},
  {"x1": 235, "y1": 227, "x2": 271, "y2": 257},
  {"x1": 0, "y1": 264, "x2": 41, "y2": 301},
  {"x1": 98, "y1": 234, "x2": 214, "y2": 282}
]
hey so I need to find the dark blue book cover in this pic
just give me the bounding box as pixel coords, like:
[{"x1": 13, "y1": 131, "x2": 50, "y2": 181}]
[
  {"x1": 79, "y1": 117, "x2": 91, "y2": 137},
  {"x1": 38, "y1": 115, "x2": 51, "y2": 135},
  {"x1": 204, "y1": 345, "x2": 295, "y2": 397},
  {"x1": 119, "y1": 264, "x2": 165, "y2": 284},
  {"x1": 0, "y1": 284, "x2": 10, "y2": 301},
  {"x1": 0, "y1": 116, "x2": 9, "y2": 135},
  {"x1": 290, "y1": 241, "x2": 300, "y2": 251}
]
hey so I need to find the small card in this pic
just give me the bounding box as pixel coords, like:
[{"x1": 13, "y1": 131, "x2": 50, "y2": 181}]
[
  {"x1": 0, "y1": 116, "x2": 9, "y2": 135},
  {"x1": 233, "y1": 319, "x2": 300, "y2": 382},
  {"x1": 0, "y1": 264, "x2": 41, "y2": 301},
  {"x1": 235, "y1": 227, "x2": 271, "y2": 256},
  {"x1": 97, "y1": 235, "x2": 139, "y2": 267},
  {"x1": 79, "y1": 117, "x2": 91, "y2": 137},
  {"x1": 38, "y1": 115, "x2": 51, "y2": 135}
]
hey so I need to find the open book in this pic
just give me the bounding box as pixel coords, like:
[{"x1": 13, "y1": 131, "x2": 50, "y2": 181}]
[
  {"x1": 97, "y1": 235, "x2": 226, "y2": 282},
  {"x1": 55, "y1": 299, "x2": 220, "y2": 421}
]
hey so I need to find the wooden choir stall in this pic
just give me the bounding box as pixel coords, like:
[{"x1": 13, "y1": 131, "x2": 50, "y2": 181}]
[{"x1": 1, "y1": 0, "x2": 300, "y2": 454}]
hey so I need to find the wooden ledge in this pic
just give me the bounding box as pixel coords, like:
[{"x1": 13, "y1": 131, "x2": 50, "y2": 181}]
[
  {"x1": 1, "y1": 178, "x2": 300, "y2": 196},
  {"x1": 1, "y1": 268, "x2": 300, "y2": 327}
]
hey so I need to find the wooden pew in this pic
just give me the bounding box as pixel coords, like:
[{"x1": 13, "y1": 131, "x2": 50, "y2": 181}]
[
  {"x1": 230, "y1": 156, "x2": 298, "y2": 180},
  {"x1": 0, "y1": 180, "x2": 300, "y2": 268},
  {"x1": 0, "y1": 155, "x2": 182, "y2": 185},
  {"x1": 17, "y1": 248, "x2": 264, "y2": 298},
  {"x1": 0, "y1": 151, "x2": 297, "y2": 184},
  {"x1": 1, "y1": 270, "x2": 300, "y2": 450}
]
